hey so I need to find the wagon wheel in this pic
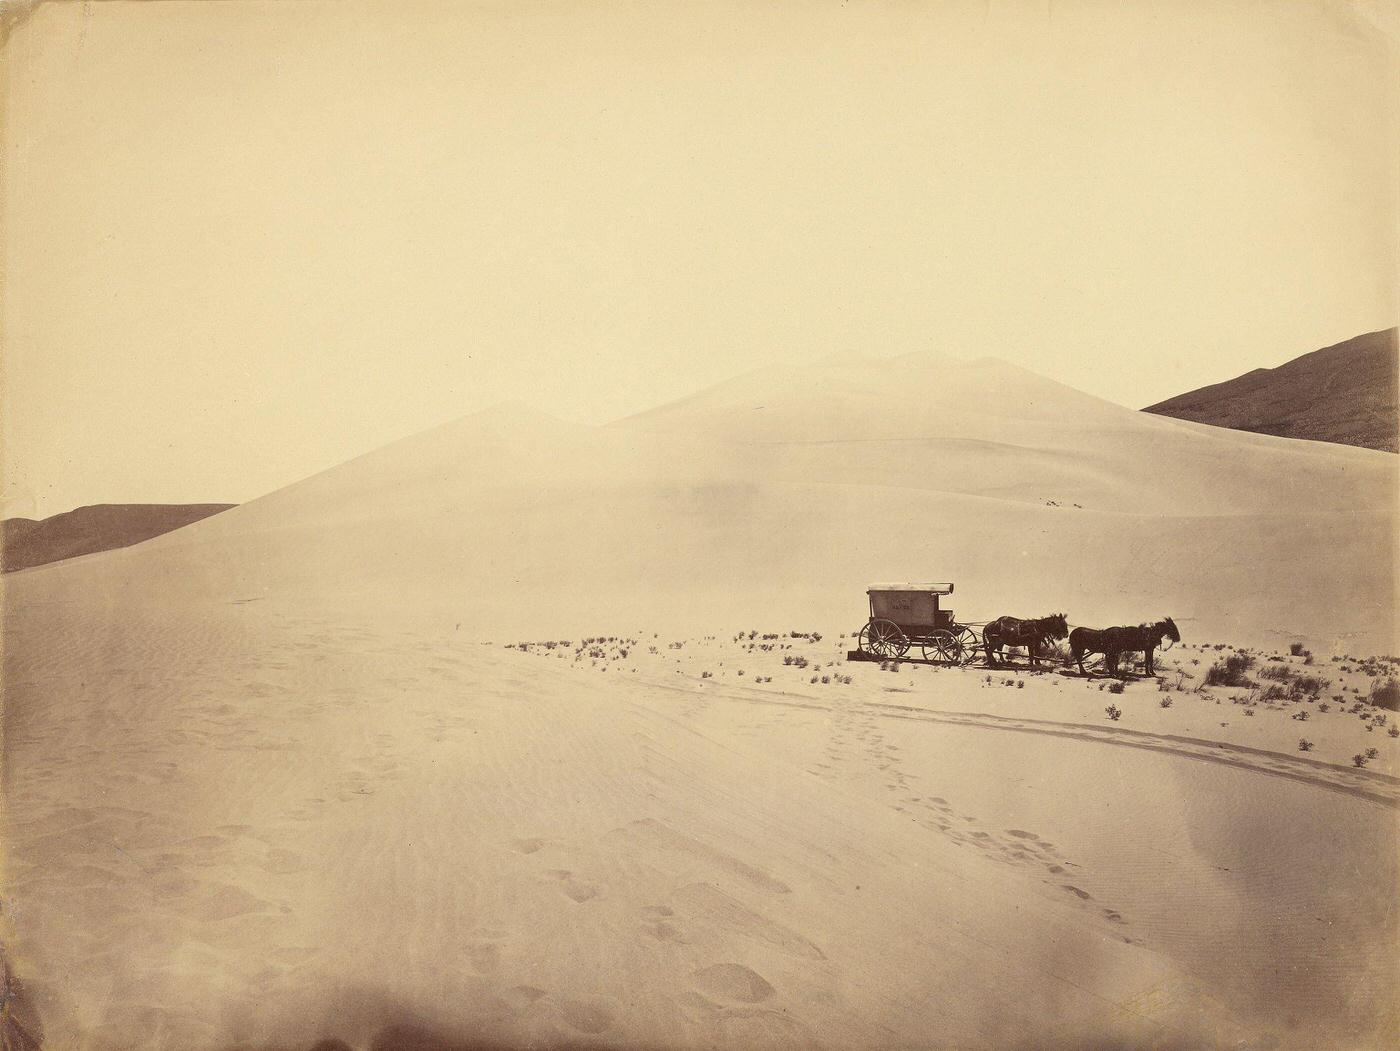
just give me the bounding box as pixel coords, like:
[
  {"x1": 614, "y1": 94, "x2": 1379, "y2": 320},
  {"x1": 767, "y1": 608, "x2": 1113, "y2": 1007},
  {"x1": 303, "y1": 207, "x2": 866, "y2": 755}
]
[
  {"x1": 957, "y1": 626, "x2": 982, "y2": 665},
  {"x1": 921, "y1": 629, "x2": 963, "y2": 665},
  {"x1": 859, "y1": 619, "x2": 909, "y2": 659}
]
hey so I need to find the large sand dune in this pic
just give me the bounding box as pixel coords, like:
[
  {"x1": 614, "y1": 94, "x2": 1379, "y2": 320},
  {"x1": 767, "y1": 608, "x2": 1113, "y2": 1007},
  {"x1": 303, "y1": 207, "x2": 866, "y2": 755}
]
[
  {"x1": 3, "y1": 354, "x2": 1396, "y2": 1049},
  {"x1": 6, "y1": 354, "x2": 1393, "y2": 649}
]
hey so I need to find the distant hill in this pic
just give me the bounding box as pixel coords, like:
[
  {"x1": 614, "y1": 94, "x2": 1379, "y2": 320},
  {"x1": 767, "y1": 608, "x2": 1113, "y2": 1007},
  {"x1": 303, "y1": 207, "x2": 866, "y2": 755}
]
[
  {"x1": 1143, "y1": 328, "x2": 1398, "y2": 452},
  {"x1": 2, "y1": 504, "x2": 235, "y2": 572}
]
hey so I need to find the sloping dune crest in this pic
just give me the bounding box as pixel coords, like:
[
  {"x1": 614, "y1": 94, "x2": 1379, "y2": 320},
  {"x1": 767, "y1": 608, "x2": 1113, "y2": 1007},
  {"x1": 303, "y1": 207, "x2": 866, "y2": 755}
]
[{"x1": 7, "y1": 354, "x2": 1393, "y2": 650}]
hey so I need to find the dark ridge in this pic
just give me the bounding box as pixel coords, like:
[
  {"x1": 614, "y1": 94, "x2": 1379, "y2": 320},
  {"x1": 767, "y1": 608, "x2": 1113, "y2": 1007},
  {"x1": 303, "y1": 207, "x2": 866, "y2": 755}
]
[
  {"x1": 1, "y1": 503, "x2": 235, "y2": 572},
  {"x1": 1143, "y1": 328, "x2": 1398, "y2": 452}
]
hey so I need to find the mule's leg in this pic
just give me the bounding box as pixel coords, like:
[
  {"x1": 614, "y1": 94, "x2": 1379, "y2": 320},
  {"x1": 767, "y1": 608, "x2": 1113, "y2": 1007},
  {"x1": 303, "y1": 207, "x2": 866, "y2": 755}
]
[{"x1": 1145, "y1": 646, "x2": 1156, "y2": 676}]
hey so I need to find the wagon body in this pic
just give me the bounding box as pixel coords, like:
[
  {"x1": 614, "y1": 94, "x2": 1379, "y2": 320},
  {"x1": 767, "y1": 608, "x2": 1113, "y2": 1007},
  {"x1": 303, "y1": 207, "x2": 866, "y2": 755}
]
[
  {"x1": 857, "y1": 582, "x2": 980, "y2": 664},
  {"x1": 867, "y1": 583, "x2": 955, "y2": 631}
]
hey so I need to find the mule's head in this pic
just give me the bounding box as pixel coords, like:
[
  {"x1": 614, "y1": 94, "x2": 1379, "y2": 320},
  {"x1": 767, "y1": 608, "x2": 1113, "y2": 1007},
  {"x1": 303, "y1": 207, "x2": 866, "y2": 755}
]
[
  {"x1": 1161, "y1": 617, "x2": 1181, "y2": 644},
  {"x1": 1047, "y1": 613, "x2": 1069, "y2": 639}
]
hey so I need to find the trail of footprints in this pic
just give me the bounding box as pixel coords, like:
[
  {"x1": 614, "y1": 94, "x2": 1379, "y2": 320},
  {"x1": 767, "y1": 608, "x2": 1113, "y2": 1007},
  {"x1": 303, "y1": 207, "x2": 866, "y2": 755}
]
[
  {"x1": 502, "y1": 825, "x2": 813, "y2": 1044},
  {"x1": 811, "y1": 709, "x2": 1135, "y2": 940}
]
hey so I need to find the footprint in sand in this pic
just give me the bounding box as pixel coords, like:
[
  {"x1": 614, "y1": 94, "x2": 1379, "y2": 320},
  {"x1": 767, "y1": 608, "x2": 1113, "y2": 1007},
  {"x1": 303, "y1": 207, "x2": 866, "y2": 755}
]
[
  {"x1": 544, "y1": 870, "x2": 600, "y2": 903},
  {"x1": 1061, "y1": 885, "x2": 1093, "y2": 901},
  {"x1": 1005, "y1": 829, "x2": 1038, "y2": 840},
  {"x1": 644, "y1": 920, "x2": 687, "y2": 943},
  {"x1": 558, "y1": 997, "x2": 616, "y2": 1034},
  {"x1": 692, "y1": 963, "x2": 775, "y2": 1004},
  {"x1": 512, "y1": 837, "x2": 546, "y2": 855}
]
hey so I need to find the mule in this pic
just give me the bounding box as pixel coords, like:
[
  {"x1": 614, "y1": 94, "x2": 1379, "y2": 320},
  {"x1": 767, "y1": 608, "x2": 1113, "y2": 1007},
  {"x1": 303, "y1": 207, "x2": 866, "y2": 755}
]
[
  {"x1": 983, "y1": 613, "x2": 1069, "y2": 667},
  {"x1": 1068, "y1": 618, "x2": 1180, "y2": 677}
]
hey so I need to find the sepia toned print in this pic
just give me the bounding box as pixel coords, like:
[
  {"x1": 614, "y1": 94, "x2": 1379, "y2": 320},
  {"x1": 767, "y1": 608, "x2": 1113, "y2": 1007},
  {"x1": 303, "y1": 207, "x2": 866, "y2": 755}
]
[{"x1": 2, "y1": 2, "x2": 1397, "y2": 1049}]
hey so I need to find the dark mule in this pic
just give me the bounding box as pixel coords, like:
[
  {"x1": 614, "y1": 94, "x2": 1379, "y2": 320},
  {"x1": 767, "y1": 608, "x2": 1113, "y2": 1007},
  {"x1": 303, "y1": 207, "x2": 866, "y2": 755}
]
[
  {"x1": 983, "y1": 613, "x2": 1069, "y2": 667},
  {"x1": 1068, "y1": 618, "x2": 1180, "y2": 677}
]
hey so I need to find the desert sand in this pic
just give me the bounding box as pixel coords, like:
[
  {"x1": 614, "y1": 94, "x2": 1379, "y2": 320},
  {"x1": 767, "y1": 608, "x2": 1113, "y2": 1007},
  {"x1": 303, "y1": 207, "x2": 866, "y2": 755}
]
[{"x1": 3, "y1": 354, "x2": 1397, "y2": 1049}]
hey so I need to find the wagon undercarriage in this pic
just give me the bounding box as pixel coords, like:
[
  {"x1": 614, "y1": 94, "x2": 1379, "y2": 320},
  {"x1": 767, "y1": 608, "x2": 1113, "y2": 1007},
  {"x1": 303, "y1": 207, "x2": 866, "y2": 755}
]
[{"x1": 855, "y1": 619, "x2": 982, "y2": 665}]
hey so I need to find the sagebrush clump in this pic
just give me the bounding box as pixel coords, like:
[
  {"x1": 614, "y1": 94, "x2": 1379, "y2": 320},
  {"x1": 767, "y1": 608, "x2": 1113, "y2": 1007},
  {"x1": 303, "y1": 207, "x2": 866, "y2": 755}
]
[{"x1": 1205, "y1": 653, "x2": 1255, "y2": 688}]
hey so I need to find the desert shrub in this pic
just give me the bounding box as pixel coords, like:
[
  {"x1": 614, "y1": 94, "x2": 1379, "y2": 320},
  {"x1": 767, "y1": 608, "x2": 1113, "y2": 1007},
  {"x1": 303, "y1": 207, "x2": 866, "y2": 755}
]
[
  {"x1": 1244, "y1": 709, "x2": 1255, "y2": 717},
  {"x1": 1352, "y1": 754, "x2": 1369, "y2": 768},
  {"x1": 1290, "y1": 642, "x2": 1306, "y2": 656},
  {"x1": 1261, "y1": 684, "x2": 1289, "y2": 702},
  {"x1": 1291, "y1": 675, "x2": 1328, "y2": 698},
  {"x1": 1159, "y1": 698, "x2": 1172, "y2": 708},
  {"x1": 1299, "y1": 739, "x2": 1314, "y2": 752},
  {"x1": 1105, "y1": 704, "x2": 1121, "y2": 721},
  {"x1": 1291, "y1": 710, "x2": 1309, "y2": 721},
  {"x1": 1389, "y1": 725, "x2": 1399, "y2": 738},
  {"x1": 1370, "y1": 679, "x2": 1400, "y2": 711},
  {"x1": 1366, "y1": 747, "x2": 1379, "y2": 759},
  {"x1": 1108, "y1": 682, "x2": 1125, "y2": 695},
  {"x1": 1259, "y1": 664, "x2": 1291, "y2": 681},
  {"x1": 1205, "y1": 653, "x2": 1255, "y2": 688}
]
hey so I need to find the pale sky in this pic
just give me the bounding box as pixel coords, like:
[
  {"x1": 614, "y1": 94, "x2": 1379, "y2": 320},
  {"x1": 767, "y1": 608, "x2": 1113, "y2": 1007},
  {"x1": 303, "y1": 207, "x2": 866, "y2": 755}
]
[{"x1": 3, "y1": 0, "x2": 1396, "y2": 518}]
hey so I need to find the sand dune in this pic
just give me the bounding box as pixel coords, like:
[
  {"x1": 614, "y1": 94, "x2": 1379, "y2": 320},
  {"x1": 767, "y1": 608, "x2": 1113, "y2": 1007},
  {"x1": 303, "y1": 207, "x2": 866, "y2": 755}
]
[
  {"x1": 5, "y1": 355, "x2": 1393, "y2": 649},
  {"x1": 3, "y1": 355, "x2": 1396, "y2": 1049}
]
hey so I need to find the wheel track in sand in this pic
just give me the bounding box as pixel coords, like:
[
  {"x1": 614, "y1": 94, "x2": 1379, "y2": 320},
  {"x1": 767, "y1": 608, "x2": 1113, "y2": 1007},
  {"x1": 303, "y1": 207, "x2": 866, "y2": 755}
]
[
  {"x1": 617, "y1": 673, "x2": 1400, "y2": 809},
  {"x1": 860, "y1": 700, "x2": 1400, "y2": 808}
]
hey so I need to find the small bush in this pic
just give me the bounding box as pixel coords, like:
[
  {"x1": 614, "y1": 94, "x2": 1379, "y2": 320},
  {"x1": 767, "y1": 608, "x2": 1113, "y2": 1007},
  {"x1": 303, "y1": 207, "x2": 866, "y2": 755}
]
[
  {"x1": 1105, "y1": 704, "x2": 1121, "y2": 721},
  {"x1": 1159, "y1": 698, "x2": 1172, "y2": 708},
  {"x1": 1291, "y1": 675, "x2": 1328, "y2": 698},
  {"x1": 1298, "y1": 739, "x2": 1314, "y2": 752},
  {"x1": 1108, "y1": 682, "x2": 1125, "y2": 695},
  {"x1": 1366, "y1": 747, "x2": 1379, "y2": 759},
  {"x1": 1290, "y1": 642, "x2": 1306, "y2": 656},
  {"x1": 1370, "y1": 679, "x2": 1400, "y2": 711},
  {"x1": 1352, "y1": 754, "x2": 1369, "y2": 768},
  {"x1": 1205, "y1": 653, "x2": 1255, "y2": 688}
]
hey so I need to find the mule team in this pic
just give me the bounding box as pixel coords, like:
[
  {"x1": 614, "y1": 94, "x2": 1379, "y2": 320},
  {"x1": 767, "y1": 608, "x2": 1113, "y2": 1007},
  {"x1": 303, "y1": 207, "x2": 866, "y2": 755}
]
[{"x1": 983, "y1": 614, "x2": 1181, "y2": 676}]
